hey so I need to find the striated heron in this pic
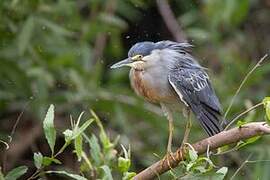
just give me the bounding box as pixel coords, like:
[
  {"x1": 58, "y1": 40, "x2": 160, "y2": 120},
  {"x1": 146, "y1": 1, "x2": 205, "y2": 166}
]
[{"x1": 111, "y1": 40, "x2": 224, "y2": 153}]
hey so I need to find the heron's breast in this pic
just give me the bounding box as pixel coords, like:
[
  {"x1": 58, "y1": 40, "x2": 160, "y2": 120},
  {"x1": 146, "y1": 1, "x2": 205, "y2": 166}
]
[{"x1": 130, "y1": 69, "x2": 177, "y2": 103}]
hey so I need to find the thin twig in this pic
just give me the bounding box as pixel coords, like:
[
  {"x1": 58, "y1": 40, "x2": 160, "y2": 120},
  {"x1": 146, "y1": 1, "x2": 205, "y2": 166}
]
[
  {"x1": 246, "y1": 159, "x2": 270, "y2": 163},
  {"x1": 92, "y1": 0, "x2": 116, "y2": 63},
  {"x1": 26, "y1": 169, "x2": 40, "y2": 180},
  {"x1": 2, "y1": 102, "x2": 29, "y2": 172},
  {"x1": 156, "y1": 0, "x2": 186, "y2": 42},
  {"x1": 225, "y1": 102, "x2": 263, "y2": 130},
  {"x1": 9, "y1": 103, "x2": 29, "y2": 142},
  {"x1": 224, "y1": 54, "x2": 268, "y2": 118},
  {"x1": 230, "y1": 154, "x2": 252, "y2": 180},
  {"x1": 0, "y1": 140, "x2": 9, "y2": 150},
  {"x1": 6, "y1": 124, "x2": 43, "y2": 170},
  {"x1": 53, "y1": 142, "x2": 70, "y2": 158}
]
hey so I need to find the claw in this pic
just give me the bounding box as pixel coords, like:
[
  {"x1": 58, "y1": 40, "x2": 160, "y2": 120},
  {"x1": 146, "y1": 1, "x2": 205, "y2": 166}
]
[{"x1": 161, "y1": 151, "x2": 176, "y2": 169}]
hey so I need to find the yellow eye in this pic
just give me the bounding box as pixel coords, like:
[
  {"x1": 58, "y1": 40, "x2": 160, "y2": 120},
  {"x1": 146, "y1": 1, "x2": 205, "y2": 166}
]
[{"x1": 131, "y1": 54, "x2": 143, "y2": 61}]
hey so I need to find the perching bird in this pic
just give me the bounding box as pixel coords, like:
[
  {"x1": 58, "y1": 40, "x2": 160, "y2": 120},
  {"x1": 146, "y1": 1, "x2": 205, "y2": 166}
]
[{"x1": 111, "y1": 40, "x2": 224, "y2": 152}]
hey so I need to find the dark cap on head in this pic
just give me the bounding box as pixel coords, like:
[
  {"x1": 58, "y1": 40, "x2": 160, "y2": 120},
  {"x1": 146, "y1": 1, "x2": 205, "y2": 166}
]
[
  {"x1": 127, "y1": 41, "x2": 193, "y2": 58},
  {"x1": 128, "y1": 41, "x2": 156, "y2": 57}
]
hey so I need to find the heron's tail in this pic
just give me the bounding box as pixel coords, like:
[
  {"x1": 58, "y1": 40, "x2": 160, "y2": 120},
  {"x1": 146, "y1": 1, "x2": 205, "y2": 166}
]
[{"x1": 190, "y1": 104, "x2": 224, "y2": 137}]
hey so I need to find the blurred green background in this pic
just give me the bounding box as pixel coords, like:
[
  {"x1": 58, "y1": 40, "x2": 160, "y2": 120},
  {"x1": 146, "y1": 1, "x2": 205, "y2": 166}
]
[{"x1": 0, "y1": 0, "x2": 270, "y2": 179}]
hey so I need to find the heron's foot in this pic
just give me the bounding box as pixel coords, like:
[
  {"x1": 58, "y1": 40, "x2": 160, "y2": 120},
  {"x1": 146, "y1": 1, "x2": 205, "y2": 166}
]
[{"x1": 161, "y1": 150, "x2": 176, "y2": 169}]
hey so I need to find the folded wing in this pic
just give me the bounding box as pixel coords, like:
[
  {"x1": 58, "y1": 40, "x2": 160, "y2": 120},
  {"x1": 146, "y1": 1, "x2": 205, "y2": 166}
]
[{"x1": 168, "y1": 67, "x2": 223, "y2": 136}]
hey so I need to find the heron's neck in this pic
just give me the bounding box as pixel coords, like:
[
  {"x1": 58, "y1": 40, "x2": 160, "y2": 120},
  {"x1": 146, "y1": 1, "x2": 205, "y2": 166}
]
[{"x1": 131, "y1": 61, "x2": 145, "y2": 71}]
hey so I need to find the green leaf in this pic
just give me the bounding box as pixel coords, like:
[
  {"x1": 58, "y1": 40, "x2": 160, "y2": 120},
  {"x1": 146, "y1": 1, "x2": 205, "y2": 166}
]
[
  {"x1": 262, "y1": 97, "x2": 270, "y2": 105},
  {"x1": 73, "y1": 119, "x2": 93, "y2": 139},
  {"x1": 100, "y1": 132, "x2": 113, "y2": 151},
  {"x1": 199, "y1": 166, "x2": 228, "y2": 180},
  {"x1": 100, "y1": 165, "x2": 113, "y2": 180},
  {"x1": 265, "y1": 103, "x2": 270, "y2": 121},
  {"x1": 188, "y1": 148, "x2": 198, "y2": 162},
  {"x1": 193, "y1": 165, "x2": 207, "y2": 173},
  {"x1": 5, "y1": 166, "x2": 28, "y2": 180},
  {"x1": 237, "y1": 136, "x2": 261, "y2": 149},
  {"x1": 236, "y1": 120, "x2": 247, "y2": 127},
  {"x1": 74, "y1": 112, "x2": 84, "y2": 130},
  {"x1": 63, "y1": 129, "x2": 73, "y2": 143},
  {"x1": 33, "y1": 152, "x2": 43, "y2": 169},
  {"x1": 43, "y1": 157, "x2": 61, "y2": 166},
  {"x1": 246, "y1": 135, "x2": 261, "y2": 144},
  {"x1": 63, "y1": 118, "x2": 93, "y2": 144},
  {"x1": 88, "y1": 134, "x2": 101, "y2": 165},
  {"x1": 263, "y1": 97, "x2": 270, "y2": 121},
  {"x1": 18, "y1": 16, "x2": 34, "y2": 55},
  {"x1": 91, "y1": 110, "x2": 113, "y2": 151},
  {"x1": 196, "y1": 157, "x2": 216, "y2": 171},
  {"x1": 74, "y1": 134, "x2": 83, "y2": 161},
  {"x1": 118, "y1": 143, "x2": 131, "y2": 172},
  {"x1": 118, "y1": 157, "x2": 131, "y2": 173},
  {"x1": 215, "y1": 167, "x2": 228, "y2": 180},
  {"x1": 217, "y1": 145, "x2": 230, "y2": 154},
  {"x1": 43, "y1": 104, "x2": 56, "y2": 154},
  {"x1": 46, "y1": 170, "x2": 87, "y2": 180},
  {"x1": 123, "y1": 172, "x2": 136, "y2": 180},
  {"x1": 186, "y1": 162, "x2": 195, "y2": 172}
]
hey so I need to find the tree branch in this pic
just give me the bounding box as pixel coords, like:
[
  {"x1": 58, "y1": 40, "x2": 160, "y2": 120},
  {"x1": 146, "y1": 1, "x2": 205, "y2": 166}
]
[
  {"x1": 156, "y1": 0, "x2": 186, "y2": 42},
  {"x1": 92, "y1": 0, "x2": 117, "y2": 64},
  {"x1": 134, "y1": 122, "x2": 270, "y2": 180}
]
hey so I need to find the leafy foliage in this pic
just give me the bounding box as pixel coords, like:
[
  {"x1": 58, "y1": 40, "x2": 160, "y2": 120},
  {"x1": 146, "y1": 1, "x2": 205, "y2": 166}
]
[
  {"x1": 263, "y1": 97, "x2": 270, "y2": 121},
  {"x1": 30, "y1": 105, "x2": 136, "y2": 179},
  {"x1": 177, "y1": 145, "x2": 228, "y2": 179},
  {"x1": 33, "y1": 152, "x2": 43, "y2": 169},
  {"x1": 4, "y1": 166, "x2": 28, "y2": 180},
  {"x1": 43, "y1": 104, "x2": 56, "y2": 155}
]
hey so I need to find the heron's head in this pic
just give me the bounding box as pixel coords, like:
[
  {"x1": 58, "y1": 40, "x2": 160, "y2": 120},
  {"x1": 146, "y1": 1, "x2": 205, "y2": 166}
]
[
  {"x1": 110, "y1": 41, "x2": 193, "y2": 70},
  {"x1": 110, "y1": 41, "x2": 156, "y2": 70}
]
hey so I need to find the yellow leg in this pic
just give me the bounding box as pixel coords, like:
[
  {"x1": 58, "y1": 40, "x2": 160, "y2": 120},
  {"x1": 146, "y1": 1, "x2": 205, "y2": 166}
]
[
  {"x1": 182, "y1": 108, "x2": 192, "y2": 146},
  {"x1": 161, "y1": 103, "x2": 174, "y2": 153},
  {"x1": 160, "y1": 103, "x2": 177, "y2": 169},
  {"x1": 167, "y1": 113, "x2": 174, "y2": 152}
]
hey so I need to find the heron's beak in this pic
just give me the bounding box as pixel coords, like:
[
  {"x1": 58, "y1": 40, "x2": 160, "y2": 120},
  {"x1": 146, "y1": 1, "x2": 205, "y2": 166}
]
[{"x1": 110, "y1": 58, "x2": 133, "y2": 69}]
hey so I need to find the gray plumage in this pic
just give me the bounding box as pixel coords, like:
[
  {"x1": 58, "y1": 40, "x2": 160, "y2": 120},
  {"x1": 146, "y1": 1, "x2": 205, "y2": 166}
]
[
  {"x1": 168, "y1": 68, "x2": 222, "y2": 136},
  {"x1": 111, "y1": 40, "x2": 224, "y2": 136}
]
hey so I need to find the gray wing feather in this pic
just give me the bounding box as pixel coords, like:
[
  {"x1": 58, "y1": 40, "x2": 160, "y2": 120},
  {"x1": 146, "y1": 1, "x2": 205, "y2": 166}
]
[{"x1": 168, "y1": 68, "x2": 223, "y2": 136}]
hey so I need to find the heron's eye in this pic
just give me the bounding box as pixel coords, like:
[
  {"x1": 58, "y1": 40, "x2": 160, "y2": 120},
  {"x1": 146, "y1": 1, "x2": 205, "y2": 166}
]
[{"x1": 131, "y1": 54, "x2": 143, "y2": 61}]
